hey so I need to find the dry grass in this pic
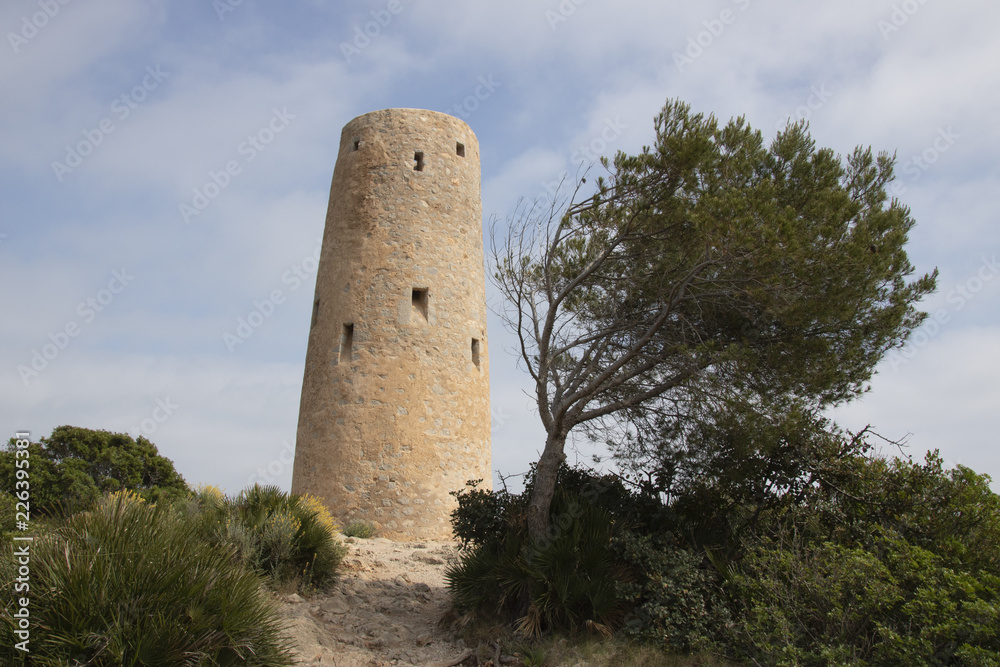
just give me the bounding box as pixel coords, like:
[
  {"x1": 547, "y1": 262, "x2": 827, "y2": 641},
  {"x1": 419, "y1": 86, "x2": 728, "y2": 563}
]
[
  {"x1": 456, "y1": 622, "x2": 738, "y2": 667},
  {"x1": 518, "y1": 637, "x2": 736, "y2": 667}
]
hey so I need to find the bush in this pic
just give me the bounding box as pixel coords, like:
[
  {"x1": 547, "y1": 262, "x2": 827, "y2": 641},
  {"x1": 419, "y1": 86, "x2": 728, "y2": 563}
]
[
  {"x1": 0, "y1": 426, "x2": 188, "y2": 517},
  {"x1": 187, "y1": 484, "x2": 346, "y2": 589},
  {"x1": 726, "y1": 526, "x2": 1000, "y2": 665},
  {"x1": 448, "y1": 484, "x2": 628, "y2": 636},
  {"x1": 614, "y1": 531, "x2": 731, "y2": 654},
  {"x1": 0, "y1": 492, "x2": 15, "y2": 543},
  {"x1": 0, "y1": 493, "x2": 294, "y2": 665},
  {"x1": 814, "y1": 451, "x2": 1000, "y2": 577},
  {"x1": 343, "y1": 521, "x2": 377, "y2": 538},
  {"x1": 449, "y1": 478, "x2": 523, "y2": 550},
  {"x1": 449, "y1": 455, "x2": 1000, "y2": 664},
  {"x1": 449, "y1": 466, "x2": 732, "y2": 644}
]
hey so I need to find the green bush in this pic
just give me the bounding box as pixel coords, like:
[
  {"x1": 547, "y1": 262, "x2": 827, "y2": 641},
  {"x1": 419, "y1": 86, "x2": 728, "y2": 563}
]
[
  {"x1": 614, "y1": 531, "x2": 731, "y2": 654},
  {"x1": 0, "y1": 492, "x2": 294, "y2": 665},
  {"x1": 449, "y1": 455, "x2": 1000, "y2": 664},
  {"x1": 187, "y1": 484, "x2": 346, "y2": 589},
  {"x1": 343, "y1": 521, "x2": 377, "y2": 538},
  {"x1": 448, "y1": 485, "x2": 628, "y2": 636},
  {"x1": 449, "y1": 478, "x2": 523, "y2": 550},
  {"x1": 727, "y1": 527, "x2": 1000, "y2": 666},
  {"x1": 448, "y1": 467, "x2": 728, "y2": 644},
  {"x1": 0, "y1": 426, "x2": 188, "y2": 517},
  {"x1": 813, "y1": 451, "x2": 1000, "y2": 577},
  {"x1": 0, "y1": 492, "x2": 15, "y2": 542}
]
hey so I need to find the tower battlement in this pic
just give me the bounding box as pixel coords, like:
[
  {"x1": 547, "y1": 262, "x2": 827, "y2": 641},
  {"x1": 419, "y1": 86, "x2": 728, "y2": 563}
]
[{"x1": 291, "y1": 109, "x2": 492, "y2": 540}]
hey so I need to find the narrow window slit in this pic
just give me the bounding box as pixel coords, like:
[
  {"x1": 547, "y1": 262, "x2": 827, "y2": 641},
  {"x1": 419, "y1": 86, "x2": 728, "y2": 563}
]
[
  {"x1": 340, "y1": 323, "x2": 354, "y2": 363},
  {"x1": 413, "y1": 151, "x2": 424, "y2": 171},
  {"x1": 456, "y1": 142, "x2": 466, "y2": 158},
  {"x1": 352, "y1": 139, "x2": 360, "y2": 151},
  {"x1": 471, "y1": 338, "x2": 481, "y2": 369},
  {"x1": 411, "y1": 288, "x2": 428, "y2": 321},
  {"x1": 311, "y1": 298, "x2": 320, "y2": 329}
]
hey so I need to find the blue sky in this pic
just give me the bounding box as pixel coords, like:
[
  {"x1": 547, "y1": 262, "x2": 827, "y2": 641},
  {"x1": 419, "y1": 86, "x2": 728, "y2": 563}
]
[{"x1": 2, "y1": 0, "x2": 998, "y2": 494}]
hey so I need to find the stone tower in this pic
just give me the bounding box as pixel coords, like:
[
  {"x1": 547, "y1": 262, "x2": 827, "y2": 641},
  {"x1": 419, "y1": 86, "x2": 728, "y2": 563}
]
[{"x1": 291, "y1": 108, "x2": 491, "y2": 540}]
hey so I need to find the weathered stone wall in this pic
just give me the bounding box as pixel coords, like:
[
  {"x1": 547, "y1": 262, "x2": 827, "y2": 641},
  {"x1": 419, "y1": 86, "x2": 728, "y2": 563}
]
[{"x1": 292, "y1": 108, "x2": 491, "y2": 540}]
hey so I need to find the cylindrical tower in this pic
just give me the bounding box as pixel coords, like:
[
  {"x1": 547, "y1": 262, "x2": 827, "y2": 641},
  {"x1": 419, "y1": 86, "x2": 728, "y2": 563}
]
[{"x1": 292, "y1": 108, "x2": 491, "y2": 540}]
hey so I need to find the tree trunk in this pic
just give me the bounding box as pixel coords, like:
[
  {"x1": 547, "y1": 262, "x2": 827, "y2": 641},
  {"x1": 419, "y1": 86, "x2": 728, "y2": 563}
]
[{"x1": 526, "y1": 430, "x2": 568, "y2": 544}]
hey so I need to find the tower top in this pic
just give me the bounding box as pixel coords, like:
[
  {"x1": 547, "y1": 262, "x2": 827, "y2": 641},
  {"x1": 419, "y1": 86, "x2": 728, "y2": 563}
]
[{"x1": 346, "y1": 107, "x2": 474, "y2": 126}]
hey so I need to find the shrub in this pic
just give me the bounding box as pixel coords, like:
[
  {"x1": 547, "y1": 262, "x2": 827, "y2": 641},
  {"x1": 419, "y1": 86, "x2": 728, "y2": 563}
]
[
  {"x1": 446, "y1": 467, "x2": 644, "y2": 636},
  {"x1": 726, "y1": 527, "x2": 1000, "y2": 665},
  {"x1": 203, "y1": 484, "x2": 346, "y2": 589},
  {"x1": 448, "y1": 480, "x2": 629, "y2": 636},
  {"x1": 614, "y1": 530, "x2": 731, "y2": 654},
  {"x1": 343, "y1": 521, "x2": 377, "y2": 538},
  {"x1": 815, "y1": 451, "x2": 1000, "y2": 577},
  {"x1": 0, "y1": 426, "x2": 188, "y2": 517},
  {"x1": 449, "y1": 457, "x2": 1000, "y2": 664},
  {"x1": 449, "y1": 478, "x2": 523, "y2": 550},
  {"x1": 0, "y1": 493, "x2": 294, "y2": 665},
  {"x1": 0, "y1": 492, "x2": 15, "y2": 542},
  {"x1": 449, "y1": 466, "x2": 720, "y2": 642}
]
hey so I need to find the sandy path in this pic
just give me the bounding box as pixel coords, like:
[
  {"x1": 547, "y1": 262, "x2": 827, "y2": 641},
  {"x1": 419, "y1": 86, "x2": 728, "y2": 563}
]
[{"x1": 279, "y1": 537, "x2": 476, "y2": 667}]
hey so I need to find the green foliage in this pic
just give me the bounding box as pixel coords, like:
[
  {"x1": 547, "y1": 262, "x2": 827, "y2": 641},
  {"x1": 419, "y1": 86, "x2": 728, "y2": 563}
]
[
  {"x1": 518, "y1": 645, "x2": 550, "y2": 666},
  {"x1": 495, "y1": 96, "x2": 936, "y2": 548},
  {"x1": 342, "y1": 520, "x2": 377, "y2": 538},
  {"x1": 185, "y1": 484, "x2": 346, "y2": 589},
  {"x1": 448, "y1": 482, "x2": 628, "y2": 637},
  {"x1": 591, "y1": 100, "x2": 936, "y2": 410},
  {"x1": 708, "y1": 450, "x2": 1000, "y2": 665},
  {"x1": 449, "y1": 467, "x2": 724, "y2": 647},
  {"x1": 0, "y1": 426, "x2": 188, "y2": 517},
  {"x1": 625, "y1": 399, "x2": 869, "y2": 552},
  {"x1": 614, "y1": 531, "x2": 731, "y2": 654},
  {"x1": 811, "y1": 451, "x2": 1000, "y2": 577},
  {"x1": 0, "y1": 492, "x2": 15, "y2": 542},
  {"x1": 727, "y1": 527, "x2": 1000, "y2": 666},
  {"x1": 450, "y1": 477, "x2": 527, "y2": 550},
  {"x1": 451, "y1": 456, "x2": 1000, "y2": 664},
  {"x1": 0, "y1": 493, "x2": 294, "y2": 666}
]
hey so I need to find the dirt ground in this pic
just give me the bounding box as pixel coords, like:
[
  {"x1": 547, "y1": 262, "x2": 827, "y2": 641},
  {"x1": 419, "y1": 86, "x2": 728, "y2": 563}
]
[{"x1": 278, "y1": 536, "x2": 480, "y2": 667}]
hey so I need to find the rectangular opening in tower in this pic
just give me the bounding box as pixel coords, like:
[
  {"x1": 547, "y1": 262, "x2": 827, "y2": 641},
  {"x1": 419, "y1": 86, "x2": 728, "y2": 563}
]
[
  {"x1": 311, "y1": 298, "x2": 320, "y2": 329},
  {"x1": 340, "y1": 323, "x2": 354, "y2": 363},
  {"x1": 352, "y1": 139, "x2": 360, "y2": 151},
  {"x1": 413, "y1": 151, "x2": 424, "y2": 171},
  {"x1": 472, "y1": 338, "x2": 481, "y2": 369},
  {"x1": 411, "y1": 288, "x2": 428, "y2": 321},
  {"x1": 456, "y1": 142, "x2": 466, "y2": 157}
]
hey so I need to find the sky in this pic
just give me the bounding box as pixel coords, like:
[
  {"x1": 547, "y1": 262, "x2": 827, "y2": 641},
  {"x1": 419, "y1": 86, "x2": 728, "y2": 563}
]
[{"x1": 2, "y1": 0, "x2": 998, "y2": 495}]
